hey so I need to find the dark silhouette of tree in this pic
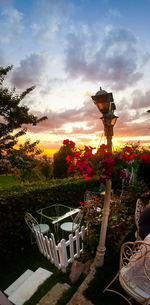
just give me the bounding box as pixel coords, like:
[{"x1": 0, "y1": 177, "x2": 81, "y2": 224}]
[
  {"x1": 0, "y1": 65, "x2": 47, "y2": 154},
  {"x1": 53, "y1": 145, "x2": 71, "y2": 178}
]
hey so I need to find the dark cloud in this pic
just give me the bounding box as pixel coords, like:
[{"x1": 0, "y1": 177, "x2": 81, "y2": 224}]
[
  {"x1": 11, "y1": 53, "x2": 48, "y2": 88},
  {"x1": 65, "y1": 28, "x2": 142, "y2": 90}
]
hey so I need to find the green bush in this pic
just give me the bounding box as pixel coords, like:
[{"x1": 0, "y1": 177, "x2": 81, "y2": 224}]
[{"x1": 0, "y1": 177, "x2": 99, "y2": 255}]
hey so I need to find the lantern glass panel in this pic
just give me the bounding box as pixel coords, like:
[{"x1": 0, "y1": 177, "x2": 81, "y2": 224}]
[{"x1": 111, "y1": 116, "x2": 118, "y2": 126}]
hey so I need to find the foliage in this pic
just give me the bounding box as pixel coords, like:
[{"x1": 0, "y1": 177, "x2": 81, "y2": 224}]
[
  {"x1": 0, "y1": 158, "x2": 12, "y2": 175},
  {"x1": 0, "y1": 65, "x2": 47, "y2": 154},
  {"x1": 36, "y1": 155, "x2": 53, "y2": 180},
  {"x1": 53, "y1": 140, "x2": 75, "y2": 178},
  {"x1": 63, "y1": 139, "x2": 150, "y2": 189},
  {"x1": 79, "y1": 194, "x2": 134, "y2": 255},
  {"x1": 0, "y1": 177, "x2": 99, "y2": 254},
  {"x1": 79, "y1": 194, "x2": 103, "y2": 253}
]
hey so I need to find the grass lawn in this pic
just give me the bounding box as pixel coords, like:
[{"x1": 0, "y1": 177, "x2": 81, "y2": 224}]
[{"x1": 0, "y1": 175, "x2": 20, "y2": 189}]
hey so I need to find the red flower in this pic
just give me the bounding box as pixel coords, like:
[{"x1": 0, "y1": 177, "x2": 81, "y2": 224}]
[
  {"x1": 130, "y1": 153, "x2": 137, "y2": 159},
  {"x1": 63, "y1": 139, "x2": 69, "y2": 145},
  {"x1": 140, "y1": 153, "x2": 148, "y2": 160},
  {"x1": 124, "y1": 146, "x2": 133, "y2": 152},
  {"x1": 84, "y1": 174, "x2": 91, "y2": 180},
  {"x1": 66, "y1": 155, "x2": 72, "y2": 162},
  {"x1": 74, "y1": 151, "x2": 81, "y2": 157},
  {"x1": 68, "y1": 164, "x2": 74, "y2": 173},
  {"x1": 101, "y1": 144, "x2": 108, "y2": 149},
  {"x1": 104, "y1": 152, "x2": 113, "y2": 157},
  {"x1": 120, "y1": 170, "x2": 127, "y2": 179},
  {"x1": 69, "y1": 140, "x2": 75, "y2": 148}
]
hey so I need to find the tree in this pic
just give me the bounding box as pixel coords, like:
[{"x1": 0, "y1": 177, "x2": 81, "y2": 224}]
[
  {"x1": 0, "y1": 65, "x2": 47, "y2": 154},
  {"x1": 53, "y1": 145, "x2": 70, "y2": 178},
  {"x1": 6, "y1": 139, "x2": 42, "y2": 170},
  {"x1": 53, "y1": 140, "x2": 75, "y2": 178}
]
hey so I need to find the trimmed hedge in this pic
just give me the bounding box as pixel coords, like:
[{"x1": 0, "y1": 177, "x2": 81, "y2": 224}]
[{"x1": 0, "y1": 177, "x2": 99, "y2": 255}]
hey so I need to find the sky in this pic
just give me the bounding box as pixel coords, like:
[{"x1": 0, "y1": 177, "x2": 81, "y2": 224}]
[{"x1": 0, "y1": 0, "x2": 150, "y2": 156}]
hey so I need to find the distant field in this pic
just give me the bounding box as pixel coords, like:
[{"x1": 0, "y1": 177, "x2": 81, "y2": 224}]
[{"x1": 0, "y1": 175, "x2": 20, "y2": 190}]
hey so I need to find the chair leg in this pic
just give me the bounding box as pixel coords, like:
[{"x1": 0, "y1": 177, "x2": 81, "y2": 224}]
[
  {"x1": 103, "y1": 272, "x2": 119, "y2": 293},
  {"x1": 103, "y1": 272, "x2": 133, "y2": 305},
  {"x1": 104, "y1": 288, "x2": 132, "y2": 305}
]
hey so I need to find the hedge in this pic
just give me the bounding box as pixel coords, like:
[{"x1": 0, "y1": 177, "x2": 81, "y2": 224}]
[{"x1": 0, "y1": 177, "x2": 99, "y2": 255}]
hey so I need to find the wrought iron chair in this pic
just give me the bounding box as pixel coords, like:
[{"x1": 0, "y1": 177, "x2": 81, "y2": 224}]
[
  {"x1": 103, "y1": 236, "x2": 150, "y2": 304},
  {"x1": 135, "y1": 198, "x2": 145, "y2": 240},
  {"x1": 60, "y1": 212, "x2": 83, "y2": 234},
  {"x1": 24, "y1": 212, "x2": 50, "y2": 244}
]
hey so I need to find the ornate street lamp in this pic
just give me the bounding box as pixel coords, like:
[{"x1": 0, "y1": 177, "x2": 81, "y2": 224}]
[{"x1": 91, "y1": 87, "x2": 118, "y2": 267}]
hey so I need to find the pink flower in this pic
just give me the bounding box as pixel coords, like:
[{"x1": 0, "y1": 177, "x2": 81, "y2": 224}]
[
  {"x1": 86, "y1": 166, "x2": 95, "y2": 177},
  {"x1": 103, "y1": 158, "x2": 115, "y2": 164}
]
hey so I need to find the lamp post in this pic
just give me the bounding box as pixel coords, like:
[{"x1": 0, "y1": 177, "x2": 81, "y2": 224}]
[{"x1": 91, "y1": 87, "x2": 118, "y2": 267}]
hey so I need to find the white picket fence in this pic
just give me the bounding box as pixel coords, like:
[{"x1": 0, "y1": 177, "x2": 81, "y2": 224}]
[{"x1": 34, "y1": 226, "x2": 87, "y2": 272}]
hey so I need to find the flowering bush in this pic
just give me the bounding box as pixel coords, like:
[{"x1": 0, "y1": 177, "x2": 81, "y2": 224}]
[
  {"x1": 62, "y1": 139, "x2": 150, "y2": 189},
  {"x1": 61, "y1": 140, "x2": 150, "y2": 254},
  {"x1": 78, "y1": 193, "x2": 134, "y2": 254},
  {"x1": 79, "y1": 194, "x2": 103, "y2": 254}
]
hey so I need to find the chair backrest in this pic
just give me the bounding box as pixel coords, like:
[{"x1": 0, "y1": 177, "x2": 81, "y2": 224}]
[
  {"x1": 135, "y1": 198, "x2": 145, "y2": 239},
  {"x1": 120, "y1": 238, "x2": 150, "y2": 298},
  {"x1": 84, "y1": 191, "x2": 93, "y2": 202},
  {"x1": 24, "y1": 212, "x2": 41, "y2": 232},
  {"x1": 72, "y1": 212, "x2": 83, "y2": 231}
]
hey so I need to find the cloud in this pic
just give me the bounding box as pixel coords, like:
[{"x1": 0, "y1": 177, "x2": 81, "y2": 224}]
[
  {"x1": 65, "y1": 28, "x2": 142, "y2": 90},
  {"x1": 0, "y1": 48, "x2": 7, "y2": 65},
  {"x1": 31, "y1": 0, "x2": 74, "y2": 43},
  {"x1": 130, "y1": 90, "x2": 150, "y2": 109},
  {"x1": 0, "y1": 7, "x2": 24, "y2": 43},
  {"x1": 11, "y1": 53, "x2": 49, "y2": 88},
  {"x1": 24, "y1": 89, "x2": 150, "y2": 141}
]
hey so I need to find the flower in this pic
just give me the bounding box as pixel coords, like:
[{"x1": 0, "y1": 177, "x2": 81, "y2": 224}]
[
  {"x1": 140, "y1": 153, "x2": 150, "y2": 164},
  {"x1": 124, "y1": 146, "x2": 133, "y2": 152},
  {"x1": 66, "y1": 155, "x2": 72, "y2": 162},
  {"x1": 68, "y1": 164, "x2": 74, "y2": 173},
  {"x1": 63, "y1": 139, "x2": 69, "y2": 145},
  {"x1": 103, "y1": 158, "x2": 114, "y2": 164}
]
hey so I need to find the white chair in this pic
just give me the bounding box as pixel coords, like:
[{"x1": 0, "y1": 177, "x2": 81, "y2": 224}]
[
  {"x1": 24, "y1": 212, "x2": 50, "y2": 244},
  {"x1": 60, "y1": 212, "x2": 83, "y2": 234},
  {"x1": 103, "y1": 236, "x2": 150, "y2": 304}
]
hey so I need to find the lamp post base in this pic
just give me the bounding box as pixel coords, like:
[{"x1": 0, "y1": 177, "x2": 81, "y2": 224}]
[{"x1": 91, "y1": 246, "x2": 106, "y2": 268}]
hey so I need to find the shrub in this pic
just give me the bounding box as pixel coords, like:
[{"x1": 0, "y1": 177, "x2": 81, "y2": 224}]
[{"x1": 0, "y1": 177, "x2": 99, "y2": 255}]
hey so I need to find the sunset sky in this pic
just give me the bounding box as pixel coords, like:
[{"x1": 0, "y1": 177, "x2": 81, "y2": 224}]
[{"x1": 0, "y1": 0, "x2": 150, "y2": 156}]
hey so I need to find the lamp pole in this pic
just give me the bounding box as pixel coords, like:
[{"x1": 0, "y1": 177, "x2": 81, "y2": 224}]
[{"x1": 91, "y1": 87, "x2": 118, "y2": 267}]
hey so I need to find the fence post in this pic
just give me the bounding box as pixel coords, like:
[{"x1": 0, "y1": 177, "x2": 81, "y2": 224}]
[
  {"x1": 58, "y1": 239, "x2": 68, "y2": 272},
  {"x1": 51, "y1": 233, "x2": 60, "y2": 269},
  {"x1": 75, "y1": 229, "x2": 80, "y2": 258},
  {"x1": 69, "y1": 233, "x2": 74, "y2": 262}
]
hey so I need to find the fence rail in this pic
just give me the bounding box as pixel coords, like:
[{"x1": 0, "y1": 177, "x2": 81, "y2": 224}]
[{"x1": 34, "y1": 226, "x2": 87, "y2": 272}]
